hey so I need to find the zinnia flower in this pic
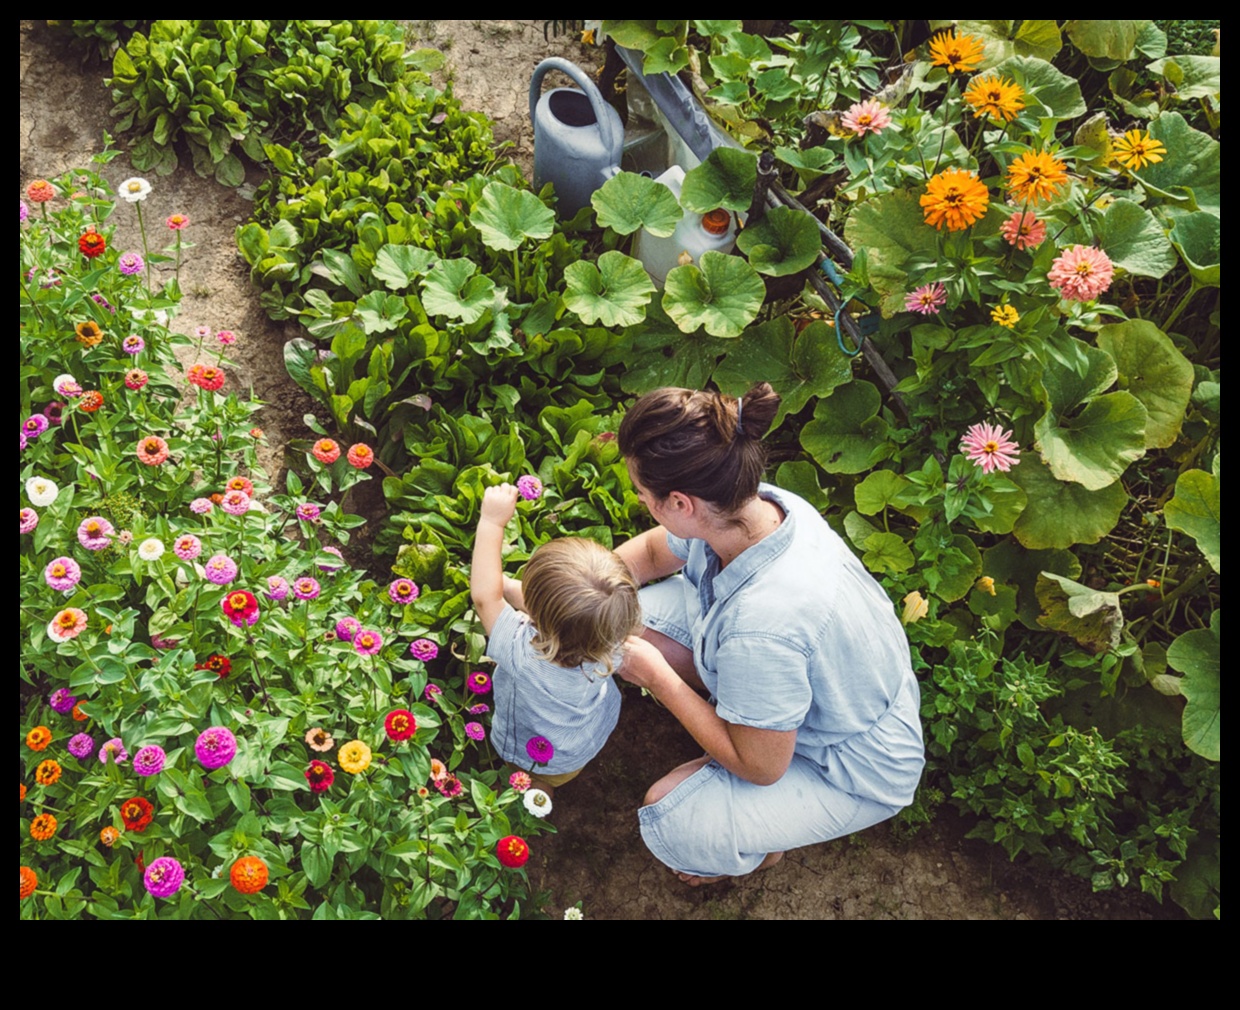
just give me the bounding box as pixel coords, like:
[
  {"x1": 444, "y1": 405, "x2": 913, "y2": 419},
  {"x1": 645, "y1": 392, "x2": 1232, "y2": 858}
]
[
  {"x1": 100, "y1": 738, "x2": 129, "y2": 765},
  {"x1": 137, "y1": 538, "x2": 165, "y2": 562},
  {"x1": 26, "y1": 476, "x2": 58, "y2": 506},
  {"x1": 312, "y1": 438, "x2": 341, "y2": 464},
  {"x1": 526, "y1": 736, "x2": 554, "y2": 765},
  {"x1": 68, "y1": 733, "x2": 95, "y2": 759},
  {"x1": 30, "y1": 812, "x2": 58, "y2": 841},
  {"x1": 305, "y1": 727, "x2": 334, "y2": 752},
  {"x1": 334, "y1": 617, "x2": 360, "y2": 642},
  {"x1": 465, "y1": 721, "x2": 486, "y2": 741},
  {"x1": 166, "y1": 213, "x2": 189, "y2": 230},
  {"x1": 120, "y1": 795, "x2": 154, "y2": 831},
  {"x1": 305, "y1": 759, "x2": 335, "y2": 793},
  {"x1": 509, "y1": 771, "x2": 532, "y2": 793},
  {"x1": 841, "y1": 99, "x2": 891, "y2": 137},
  {"x1": 468, "y1": 703, "x2": 490, "y2": 715},
  {"x1": 353, "y1": 629, "x2": 383, "y2": 656},
  {"x1": 49, "y1": 688, "x2": 77, "y2": 713},
  {"x1": 990, "y1": 305, "x2": 1020, "y2": 329},
  {"x1": 928, "y1": 30, "x2": 985, "y2": 74},
  {"x1": 424, "y1": 683, "x2": 443, "y2": 703},
  {"x1": 293, "y1": 576, "x2": 321, "y2": 601},
  {"x1": 385, "y1": 709, "x2": 418, "y2": 742},
  {"x1": 1006, "y1": 149, "x2": 1068, "y2": 204},
  {"x1": 143, "y1": 857, "x2": 185, "y2": 899},
  {"x1": 388, "y1": 578, "x2": 419, "y2": 604},
  {"x1": 429, "y1": 758, "x2": 448, "y2": 782},
  {"x1": 204, "y1": 554, "x2": 239, "y2": 585},
  {"x1": 265, "y1": 575, "x2": 290, "y2": 600},
  {"x1": 902, "y1": 590, "x2": 930, "y2": 625},
  {"x1": 48, "y1": 607, "x2": 88, "y2": 643},
  {"x1": 71, "y1": 703, "x2": 88, "y2": 721},
  {"x1": 222, "y1": 590, "x2": 260, "y2": 627},
  {"x1": 346, "y1": 443, "x2": 374, "y2": 469},
  {"x1": 963, "y1": 74, "x2": 1025, "y2": 122},
  {"x1": 174, "y1": 534, "x2": 202, "y2": 561},
  {"x1": 195, "y1": 653, "x2": 232, "y2": 678},
  {"x1": 296, "y1": 502, "x2": 321, "y2": 522},
  {"x1": 216, "y1": 330, "x2": 237, "y2": 346},
  {"x1": 133, "y1": 745, "x2": 166, "y2": 776},
  {"x1": 230, "y1": 856, "x2": 268, "y2": 894},
  {"x1": 136, "y1": 435, "x2": 169, "y2": 466},
  {"x1": 221, "y1": 490, "x2": 250, "y2": 515},
  {"x1": 564, "y1": 907, "x2": 584, "y2": 920},
  {"x1": 466, "y1": 671, "x2": 492, "y2": 695},
  {"x1": 53, "y1": 374, "x2": 82, "y2": 397},
  {"x1": 26, "y1": 726, "x2": 52, "y2": 751},
  {"x1": 338, "y1": 740, "x2": 372, "y2": 774},
  {"x1": 99, "y1": 825, "x2": 120, "y2": 846},
  {"x1": 23, "y1": 413, "x2": 49, "y2": 438},
  {"x1": 436, "y1": 775, "x2": 463, "y2": 798},
  {"x1": 20, "y1": 866, "x2": 37, "y2": 900},
  {"x1": 496, "y1": 835, "x2": 530, "y2": 868},
  {"x1": 226, "y1": 476, "x2": 254, "y2": 496},
  {"x1": 118, "y1": 252, "x2": 144, "y2": 276},
  {"x1": 1000, "y1": 212, "x2": 1046, "y2": 251},
  {"x1": 35, "y1": 759, "x2": 62, "y2": 786},
  {"x1": 122, "y1": 334, "x2": 146, "y2": 354},
  {"x1": 1112, "y1": 129, "x2": 1166, "y2": 172},
  {"x1": 920, "y1": 168, "x2": 989, "y2": 231},
  {"x1": 27, "y1": 179, "x2": 56, "y2": 203},
  {"x1": 523, "y1": 788, "x2": 553, "y2": 818},
  {"x1": 190, "y1": 497, "x2": 214, "y2": 515},
  {"x1": 20, "y1": 508, "x2": 38, "y2": 534},
  {"x1": 187, "y1": 364, "x2": 226, "y2": 392},
  {"x1": 905, "y1": 282, "x2": 947, "y2": 315},
  {"x1": 516, "y1": 475, "x2": 543, "y2": 501},
  {"x1": 78, "y1": 516, "x2": 115, "y2": 550},
  {"x1": 960, "y1": 421, "x2": 1021, "y2": 474},
  {"x1": 1048, "y1": 244, "x2": 1114, "y2": 302},
  {"x1": 195, "y1": 726, "x2": 238, "y2": 770},
  {"x1": 318, "y1": 546, "x2": 344, "y2": 572},
  {"x1": 79, "y1": 390, "x2": 104, "y2": 411},
  {"x1": 118, "y1": 177, "x2": 152, "y2": 203},
  {"x1": 78, "y1": 229, "x2": 107, "y2": 258}
]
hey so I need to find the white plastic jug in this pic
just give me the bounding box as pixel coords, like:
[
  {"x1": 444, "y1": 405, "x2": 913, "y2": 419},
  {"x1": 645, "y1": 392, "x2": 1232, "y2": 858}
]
[{"x1": 632, "y1": 166, "x2": 738, "y2": 287}]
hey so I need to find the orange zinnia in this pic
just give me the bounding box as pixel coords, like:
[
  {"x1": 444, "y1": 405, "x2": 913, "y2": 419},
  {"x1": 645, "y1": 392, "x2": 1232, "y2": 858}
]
[
  {"x1": 20, "y1": 866, "x2": 38, "y2": 900},
  {"x1": 35, "y1": 760, "x2": 62, "y2": 787},
  {"x1": 920, "y1": 168, "x2": 990, "y2": 231},
  {"x1": 26, "y1": 726, "x2": 52, "y2": 752},
  {"x1": 1006, "y1": 149, "x2": 1068, "y2": 204},
  {"x1": 230, "y1": 856, "x2": 269, "y2": 894},
  {"x1": 78, "y1": 229, "x2": 107, "y2": 258},
  {"x1": 963, "y1": 74, "x2": 1025, "y2": 122},
  {"x1": 100, "y1": 825, "x2": 121, "y2": 847},
  {"x1": 75, "y1": 320, "x2": 104, "y2": 347},
  {"x1": 928, "y1": 30, "x2": 985, "y2": 74},
  {"x1": 30, "y1": 812, "x2": 58, "y2": 841}
]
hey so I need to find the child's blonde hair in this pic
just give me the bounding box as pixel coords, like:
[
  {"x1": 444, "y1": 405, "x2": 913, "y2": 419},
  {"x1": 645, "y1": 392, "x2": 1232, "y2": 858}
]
[{"x1": 522, "y1": 538, "x2": 641, "y2": 675}]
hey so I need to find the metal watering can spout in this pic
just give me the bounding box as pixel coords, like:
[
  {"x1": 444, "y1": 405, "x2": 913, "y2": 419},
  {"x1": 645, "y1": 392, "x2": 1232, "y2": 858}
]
[{"x1": 529, "y1": 57, "x2": 624, "y2": 218}]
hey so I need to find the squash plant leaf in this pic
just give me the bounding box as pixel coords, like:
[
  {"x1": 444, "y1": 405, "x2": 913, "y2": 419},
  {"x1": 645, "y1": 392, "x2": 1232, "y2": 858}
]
[
  {"x1": 372, "y1": 245, "x2": 439, "y2": 290},
  {"x1": 680, "y1": 148, "x2": 758, "y2": 214},
  {"x1": 1166, "y1": 612, "x2": 1220, "y2": 761},
  {"x1": 421, "y1": 259, "x2": 497, "y2": 324},
  {"x1": 800, "y1": 380, "x2": 891, "y2": 475},
  {"x1": 1164, "y1": 466, "x2": 1220, "y2": 573},
  {"x1": 591, "y1": 172, "x2": 683, "y2": 237},
  {"x1": 662, "y1": 251, "x2": 765, "y2": 337},
  {"x1": 1034, "y1": 391, "x2": 1147, "y2": 490},
  {"x1": 470, "y1": 182, "x2": 555, "y2": 252},
  {"x1": 563, "y1": 251, "x2": 657, "y2": 328},
  {"x1": 735, "y1": 206, "x2": 821, "y2": 276},
  {"x1": 1097, "y1": 320, "x2": 1193, "y2": 449},
  {"x1": 1009, "y1": 454, "x2": 1126, "y2": 549}
]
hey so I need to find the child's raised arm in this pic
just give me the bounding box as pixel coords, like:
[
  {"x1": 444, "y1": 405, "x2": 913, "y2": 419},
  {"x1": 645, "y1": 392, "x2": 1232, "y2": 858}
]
[{"x1": 470, "y1": 483, "x2": 520, "y2": 635}]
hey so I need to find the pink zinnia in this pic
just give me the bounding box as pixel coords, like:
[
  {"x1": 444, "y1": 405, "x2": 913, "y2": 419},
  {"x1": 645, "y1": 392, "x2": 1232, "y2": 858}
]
[
  {"x1": 190, "y1": 497, "x2": 214, "y2": 515},
  {"x1": 841, "y1": 99, "x2": 892, "y2": 137},
  {"x1": 509, "y1": 771, "x2": 532, "y2": 792},
  {"x1": 265, "y1": 575, "x2": 291, "y2": 601},
  {"x1": 424, "y1": 683, "x2": 443, "y2": 703},
  {"x1": 143, "y1": 856, "x2": 186, "y2": 899},
  {"x1": 960, "y1": 422, "x2": 1021, "y2": 474},
  {"x1": 296, "y1": 502, "x2": 321, "y2": 522},
  {"x1": 174, "y1": 534, "x2": 202, "y2": 561},
  {"x1": 516, "y1": 475, "x2": 543, "y2": 501},
  {"x1": 204, "y1": 554, "x2": 239, "y2": 585},
  {"x1": 44, "y1": 556, "x2": 82, "y2": 591},
  {"x1": 388, "y1": 578, "x2": 419, "y2": 604},
  {"x1": 293, "y1": 576, "x2": 321, "y2": 601},
  {"x1": 68, "y1": 732, "x2": 95, "y2": 759},
  {"x1": 20, "y1": 508, "x2": 39, "y2": 534},
  {"x1": 436, "y1": 775, "x2": 463, "y2": 798},
  {"x1": 1000, "y1": 212, "x2": 1047, "y2": 251},
  {"x1": 346, "y1": 443, "x2": 374, "y2": 469},
  {"x1": 122, "y1": 334, "x2": 145, "y2": 355},
  {"x1": 1048, "y1": 244, "x2": 1114, "y2": 302},
  {"x1": 221, "y1": 490, "x2": 250, "y2": 516},
  {"x1": 335, "y1": 616, "x2": 360, "y2": 641},
  {"x1": 216, "y1": 330, "x2": 237, "y2": 346},
  {"x1": 195, "y1": 726, "x2": 238, "y2": 770},
  {"x1": 166, "y1": 213, "x2": 190, "y2": 230},
  {"x1": 905, "y1": 282, "x2": 947, "y2": 315},
  {"x1": 410, "y1": 639, "x2": 439, "y2": 662},
  {"x1": 125, "y1": 369, "x2": 149, "y2": 390},
  {"x1": 48, "y1": 608, "x2": 88, "y2": 643},
  {"x1": 133, "y1": 744, "x2": 167, "y2": 776},
  {"x1": 465, "y1": 721, "x2": 485, "y2": 741},
  {"x1": 353, "y1": 629, "x2": 383, "y2": 656},
  {"x1": 312, "y1": 439, "x2": 341, "y2": 464},
  {"x1": 99, "y1": 737, "x2": 128, "y2": 765}
]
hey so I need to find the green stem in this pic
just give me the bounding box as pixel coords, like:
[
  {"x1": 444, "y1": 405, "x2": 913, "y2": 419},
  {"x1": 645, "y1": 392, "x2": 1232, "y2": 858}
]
[
  {"x1": 174, "y1": 232, "x2": 183, "y2": 282},
  {"x1": 930, "y1": 81, "x2": 954, "y2": 176},
  {"x1": 1161, "y1": 282, "x2": 1200, "y2": 332},
  {"x1": 512, "y1": 250, "x2": 521, "y2": 299},
  {"x1": 135, "y1": 201, "x2": 153, "y2": 310}
]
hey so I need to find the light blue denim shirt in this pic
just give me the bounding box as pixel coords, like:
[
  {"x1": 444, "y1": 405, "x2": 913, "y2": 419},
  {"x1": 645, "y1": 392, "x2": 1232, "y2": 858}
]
[
  {"x1": 487, "y1": 603, "x2": 622, "y2": 776},
  {"x1": 662, "y1": 483, "x2": 924, "y2": 809}
]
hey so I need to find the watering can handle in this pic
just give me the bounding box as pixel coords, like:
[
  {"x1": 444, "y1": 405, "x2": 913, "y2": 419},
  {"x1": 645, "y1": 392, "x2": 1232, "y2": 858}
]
[{"x1": 529, "y1": 57, "x2": 619, "y2": 153}]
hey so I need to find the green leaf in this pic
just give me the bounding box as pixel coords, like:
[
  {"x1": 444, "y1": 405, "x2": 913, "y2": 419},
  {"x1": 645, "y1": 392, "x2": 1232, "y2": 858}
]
[
  {"x1": 214, "y1": 152, "x2": 246, "y2": 187},
  {"x1": 800, "y1": 380, "x2": 890, "y2": 475},
  {"x1": 1140, "y1": 112, "x2": 1220, "y2": 218},
  {"x1": 1009, "y1": 454, "x2": 1126, "y2": 549},
  {"x1": 1064, "y1": 20, "x2": 1142, "y2": 60},
  {"x1": 735, "y1": 206, "x2": 820, "y2": 277},
  {"x1": 862, "y1": 532, "x2": 914, "y2": 575},
  {"x1": 1163, "y1": 469, "x2": 1220, "y2": 573},
  {"x1": 993, "y1": 55, "x2": 1086, "y2": 120},
  {"x1": 1168, "y1": 212, "x2": 1220, "y2": 287},
  {"x1": 470, "y1": 182, "x2": 555, "y2": 252},
  {"x1": 1035, "y1": 391, "x2": 1147, "y2": 490},
  {"x1": 1146, "y1": 55, "x2": 1221, "y2": 100},
  {"x1": 421, "y1": 260, "x2": 497, "y2": 324},
  {"x1": 971, "y1": 476, "x2": 1027, "y2": 535},
  {"x1": 661, "y1": 251, "x2": 765, "y2": 338},
  {"x1": 931, "y1": 536, "x2": 984, "y2": 603},
  {"x1": 713, "y1": 318, "x2": 852, "y2": 426},
  {"x1": 283, "y1": 337, "x2": 327, "y2": 404},
  {"x1": 1170, "y1": 836, "x2": 1220, "y2": 920},
  {"x1": 562, "y1": 251, "x2": 656, "y2": 328},
  {"x1": 1040, "y1": 342, "x2": 1117, "y2": 415},
  {"x1": 590, "y1": 171, "x2": 684, "y2": 237},
  {"x1": 355, "y1": 290, "x2": 407, "y2": 334},
  {"x1": 1097, "y1": 320, "x2": 1194, "y2": 448},
  {"x1": 774, "y1": 461, "x2": 828, "y2": 511},
  {"x1": 1096, "y1": 199, "x2": 1176, "y2": 279},
  {"x1": 679, "y1": 148, "x2": 757, "y2": 214},
  {"x1": 1036, "y1": 573, "x2": 1124, "y2": 653},
  {"x1": 1012, "y1": 20, "x2": 1063, "y2": 60},
  {"x1": 618, "y1": 308, "x2": 725, "y2": 393},
  {"x1": 854, "y1": 470, "x2": 909, "y2": 516},
  {"x1": 1166, "y1": 612, "x2": 1219, "y2": 761},
  {"x1": 984, "y1": 540, "x2": 1082, "y2": 629},
  {"x1": 842, "y1": 191, "x2": 937, "y2": 317},
  {"x1": 372, "y1": 245, "x2": 438, "y2": 290}
]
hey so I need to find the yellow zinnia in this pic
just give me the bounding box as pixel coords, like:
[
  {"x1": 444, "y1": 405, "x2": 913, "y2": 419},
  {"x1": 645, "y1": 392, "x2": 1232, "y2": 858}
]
[
  {"x1": 338, "y1": 740, "x2": 372, "y2": 774},
  {"x1": 990, "y1": 305, "x2": 1020, "y2": 328},
  {"x1": 1112, "y1": 129, "x2": 1166, "y2": 171},
  {"x1": 920, "y1": 168, "x2": 990, "y2": 232},
  {"x1": 963, "y1": 74, "x2": 1025, "y2": 122},
  {"x1": 1006, "y1": 149, "x2": 1069, "y2": 204},
  {"x1": 928, "y1": 31, "x2": 986, "y2": 74}
]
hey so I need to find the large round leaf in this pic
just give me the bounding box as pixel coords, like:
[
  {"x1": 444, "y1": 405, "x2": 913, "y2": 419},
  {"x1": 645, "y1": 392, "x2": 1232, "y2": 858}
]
[
  {"x1": 469, "y1": 182, "x2": 555, "y2": 252},
  {"x1": 1036, "y1": 572, "x2": 1123, "y2": 654},
  {"x1": 1009, "y1": 454, "x2": 1126, "y2": 549},
  {"x1": 1141, "y1": 112, "x2": 1220, "y2": 218},
  {"x1": 1097, "y1": 320, "x2": 1193, "y2": 448},
  {"x1": 983, "y1": 540, "x2": 1081, "y2": 629},
  {"x1": 679, "y1": 148, "x2": 757, "y2": 214},
  {"x1": 971, "y1": 475, "x2": 1027, "y2": 535},
  {"x1": 774, "y1": 460, "x2": 829, "y2": 511},
  {"x1": 1064, "y1": 20, "x2": 1142, "y2": 60},
  {"x1": 1040, "y1": 341, "x2": 1117, "y2": 415},
  {"x1": 617, "y1": 306, "x2": 727, "y2": 394},
  {"x1": 372, "y1": 245, "x2": 438, "y2": 290},
  {"x1": 842, "y1": 190, "x2": 938, "y2": 317},
  {"x1": 1168, "y1": 212, "x2": 1220, "y2": 287},
  {"x1": 992, "y1": 54, "x2": 1086, "y2": 120},
  {"x1": 562, "y1": 251, "x2": 656, "y2": 328},
  {"x1": 1164, "y1": 466, "x2": 1220, "y2": 573},
  {"x1": 1166, "y1": 612, "x2": 1220, "y2": 761},
  {"x1": 1034, "y1": 391, "x2": 1147, "y2": 490},
  {"x1": 1146, "y1": 55, "x2": 1221, "y2": 101},
  {"x1": 421, "y1": 259, "x2": 497, "y2": 323},
  {"x1": 931, "y1": 536, "x2": 984, "y2": 603},
  {"x1": 799, "y1": 380, "x2": 891, "y2": 475},
  {"x1": 735, "y1": 206, "x2": 821, "y2": 277},
  {"x1": 1096, "y1": 199, "x2": 1176, "y2": 279},
  {"x1": 861, "y1": 532, "x2": 915, "y2": 575},
  {"x1": 661, "y1": 251, "x2": 764, "y2": 338},
  {"x1": 591, "y1": 172, "x2": 684, "y2": 237}
]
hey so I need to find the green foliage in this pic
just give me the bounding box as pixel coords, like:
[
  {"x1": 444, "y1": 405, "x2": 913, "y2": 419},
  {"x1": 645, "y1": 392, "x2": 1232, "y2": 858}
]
[
  {"x1": 1166, "y1": 612, "x2": 1220, "y2": 761},
  {"x1": 662, "y1": 252, "x2": 766, "y2": 337},
  {"x1": 590, "y1": 172, "x2": 684, "y2": 237}
]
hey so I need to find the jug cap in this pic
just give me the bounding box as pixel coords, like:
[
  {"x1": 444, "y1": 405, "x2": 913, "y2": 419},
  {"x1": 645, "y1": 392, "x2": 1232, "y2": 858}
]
[{"x1": 701, "y1": 209, "x2": 731, "y2": 235}]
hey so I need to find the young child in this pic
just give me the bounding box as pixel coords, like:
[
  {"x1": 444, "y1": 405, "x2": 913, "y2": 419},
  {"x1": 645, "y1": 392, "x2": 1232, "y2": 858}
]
[{"x1": 470, "y1": 483, "x2": 640, "y2": 789}]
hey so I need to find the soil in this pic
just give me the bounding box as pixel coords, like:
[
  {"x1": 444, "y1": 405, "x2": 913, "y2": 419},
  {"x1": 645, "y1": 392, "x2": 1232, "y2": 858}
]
[{"x1": 19, "y1": 20, "x2": 1180, "y2": 920}]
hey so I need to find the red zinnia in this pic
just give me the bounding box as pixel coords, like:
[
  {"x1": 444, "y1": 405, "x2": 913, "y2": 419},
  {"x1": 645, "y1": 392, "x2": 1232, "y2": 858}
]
[
  {"x1": 120, "y1": 795, "x2": 154, "y2": 832},
  {"x1": 188, "y1": 364, "x2": 226, "y2": 392},
  {"x1": 496, "y1": 835, "x2": 530, "y2": 868},
  {"x1": 384, "y1": 708, "x2": 417, "y2": 742},
  {"x1": 346, "y1": 443, "x2": 374, "y2": 469},
  {"x1": 78, "y1": 229, "x2": 107, "y2": 258},
  {"x1": 229, "y1": 855, "x2": 269, "y2": 894},
  {"x1": 195, "y1": 653, "x2": 232, "y2": 678},
  {"x1": 79, "y1": 390, "x2": 104, "y2": 413},
  {"x1": 226, "y1": 476, "x2": 254, "y2": 496},
  {"x1": 222, "y1": 590, "x2": 260, "y2": 627},
  {"x1": 305, "y1": 760, "x2": 334, "y2": 793}
]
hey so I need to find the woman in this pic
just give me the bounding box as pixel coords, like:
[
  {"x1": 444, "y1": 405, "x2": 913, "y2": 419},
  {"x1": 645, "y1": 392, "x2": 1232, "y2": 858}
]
[{"x1": 614, "y1": 383, "x2": 925, "y2": 883}]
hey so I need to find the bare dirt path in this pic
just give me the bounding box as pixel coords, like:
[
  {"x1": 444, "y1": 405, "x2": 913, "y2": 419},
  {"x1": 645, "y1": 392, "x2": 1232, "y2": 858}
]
[{"x1": 19, "y1": 19, "x2": 1173, "y2": 920}]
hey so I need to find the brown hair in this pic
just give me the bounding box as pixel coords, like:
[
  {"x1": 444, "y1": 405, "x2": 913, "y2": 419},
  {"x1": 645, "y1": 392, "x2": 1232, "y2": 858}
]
[
  {"x1": 618, "y1": 382, "x2": 781, "y2": 513},
  {"x1": 522, "y1": 538, "x2": 641, "y2": 674}
]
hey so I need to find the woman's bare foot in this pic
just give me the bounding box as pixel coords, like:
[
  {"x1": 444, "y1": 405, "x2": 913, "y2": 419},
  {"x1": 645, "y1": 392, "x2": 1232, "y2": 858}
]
[{"x1": 675, "y1": 850, "x2": 784, "y2": 887}]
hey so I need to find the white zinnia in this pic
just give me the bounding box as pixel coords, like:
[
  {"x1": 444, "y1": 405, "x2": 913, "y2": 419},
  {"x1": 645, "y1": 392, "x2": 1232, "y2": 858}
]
[
  {"x1": 563, "y1": 907, "x2": 584, "y2": 920},
  {"x1": 26, "y1": 476, "x2": 59, "y2": 507},
  {"x1": 52, "y1": 373, "x2": 78, "y2": 395},
  {"x1": 137, "y1": 537, "x2": 165, "y2": 561},
  {"x1": 118, "y1": 177, "x2": 152, "y2": 203},
  {"x1": 523, "y1": 788, "x2": 553, "y2": 818}
]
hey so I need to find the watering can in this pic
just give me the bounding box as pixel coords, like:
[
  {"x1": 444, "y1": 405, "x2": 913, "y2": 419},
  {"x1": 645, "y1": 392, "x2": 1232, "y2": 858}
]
[{"x1": 530, "y1": 57, "x2": 623, "y2": 218}]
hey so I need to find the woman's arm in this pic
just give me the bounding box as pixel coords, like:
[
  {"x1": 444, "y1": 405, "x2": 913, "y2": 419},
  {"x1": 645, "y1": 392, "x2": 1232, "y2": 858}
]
[
  {"x1": 615, "y1": 526, "x2": 685, "y2": 587},
  {"x1": 620, "y1": 637, "x2": 797, "y2": 786},
  {"x1": 470, "y1": 484, "x2": 519, "y2": 635}
]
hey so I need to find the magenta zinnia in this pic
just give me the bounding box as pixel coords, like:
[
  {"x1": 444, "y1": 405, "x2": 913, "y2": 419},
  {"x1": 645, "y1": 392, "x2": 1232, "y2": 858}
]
[
  {"x1": 466, "y1": 671, "x2": 492, "y2": 695},
  {"x1": 195, "y1": 726, "x2": 238, "y2": 770},
  {"x1": 222, "y1": 590, "x2": 260, "y2": 627},
  {"x1": 133, "y1": 744, "x2": 167, "y2": 776},
  {"x1": 1047, "y1": 245, "x2": 1114, "y2": 302},
  {"x1": 526, "y1": 736, "x2": 555, "y2": 765},
  {"x1": 516, "y1": 475, "x2": 543, "y2": 501},
  {"x1": 960, "y1": 422, "x2": 1021, "y2": 474},
  {"x1": 410, "y1": 638, "x2": 439, "y2": 662},
  {"x1": 143, "y1": 857, "x2": 185, "y2": 899}
]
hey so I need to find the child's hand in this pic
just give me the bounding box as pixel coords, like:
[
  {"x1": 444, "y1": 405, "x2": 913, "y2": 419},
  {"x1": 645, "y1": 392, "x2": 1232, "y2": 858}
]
[{"x1": 480, "y1": 483, "x2": 520, "y2": 528}]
